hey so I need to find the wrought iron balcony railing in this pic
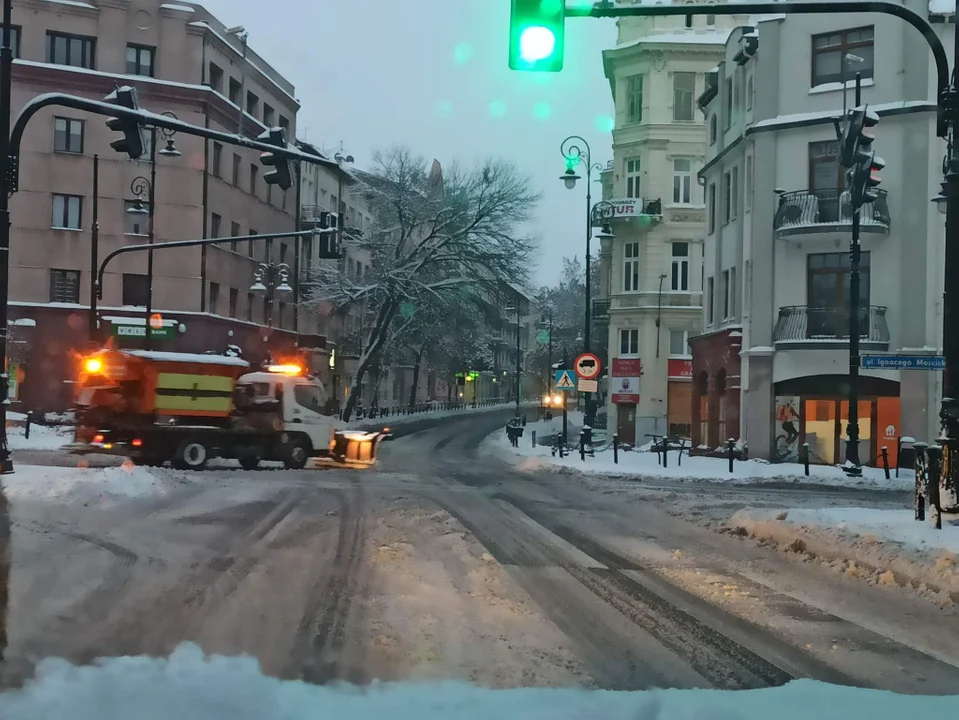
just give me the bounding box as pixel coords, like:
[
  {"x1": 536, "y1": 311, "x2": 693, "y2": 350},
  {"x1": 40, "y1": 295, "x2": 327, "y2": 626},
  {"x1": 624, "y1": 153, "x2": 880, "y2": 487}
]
[
  {"x1": 773, "y1": 188, "x2": 890, "y2": 236},
  {"x1": 773, "y1": 305, "x2": 890, "y2": 345}
]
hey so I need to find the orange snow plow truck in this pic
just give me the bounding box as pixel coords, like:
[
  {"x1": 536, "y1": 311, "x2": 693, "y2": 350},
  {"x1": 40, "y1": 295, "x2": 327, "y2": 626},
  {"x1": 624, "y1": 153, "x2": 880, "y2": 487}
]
[{"x1": 74, "y1": 348, "x2": 390, "y2": 470}]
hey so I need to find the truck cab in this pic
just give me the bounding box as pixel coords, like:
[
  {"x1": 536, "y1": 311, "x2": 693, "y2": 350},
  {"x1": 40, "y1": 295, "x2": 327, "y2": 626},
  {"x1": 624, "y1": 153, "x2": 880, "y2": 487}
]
[{"x1": 236, "y1": 367, "x2": 343, "y2": 468}]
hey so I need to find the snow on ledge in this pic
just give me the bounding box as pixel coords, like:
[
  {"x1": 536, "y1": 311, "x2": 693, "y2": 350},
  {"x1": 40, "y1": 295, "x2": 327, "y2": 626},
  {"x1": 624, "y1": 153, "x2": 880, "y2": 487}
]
[{"x1": 126, "y1": 350, "x2": 250, "y2": 367}]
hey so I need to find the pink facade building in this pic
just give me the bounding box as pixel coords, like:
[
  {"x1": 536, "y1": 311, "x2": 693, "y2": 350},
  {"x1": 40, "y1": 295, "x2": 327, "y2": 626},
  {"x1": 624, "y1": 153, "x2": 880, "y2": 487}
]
[{"x1": 6, "y1": 0, "x2": 317, "y2": 412}]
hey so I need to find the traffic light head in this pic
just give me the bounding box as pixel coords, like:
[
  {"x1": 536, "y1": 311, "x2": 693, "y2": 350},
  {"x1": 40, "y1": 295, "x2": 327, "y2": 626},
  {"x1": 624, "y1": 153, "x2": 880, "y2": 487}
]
[
  {"x1": 104, "y1": 86, "x2": 146, "y2": 159},
  {"x1": 840, "y1": 105, "x2": 878, "y2": 167},
  {"x1": 850, "y1": 151, "x2": 885, "y2": 208},
  {"x1": 258, "y1": 126, "x2": 293, "y2": 191},
  {"x1": 509, "y1": 0, "x2": 565, "y2": 72}
]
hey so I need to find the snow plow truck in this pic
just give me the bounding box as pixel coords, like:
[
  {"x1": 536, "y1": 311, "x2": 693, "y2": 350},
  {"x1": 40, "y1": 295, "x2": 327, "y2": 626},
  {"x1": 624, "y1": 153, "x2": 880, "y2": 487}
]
[{"x1": 73, "y1": 348, "x2": 390, "y2": 470}]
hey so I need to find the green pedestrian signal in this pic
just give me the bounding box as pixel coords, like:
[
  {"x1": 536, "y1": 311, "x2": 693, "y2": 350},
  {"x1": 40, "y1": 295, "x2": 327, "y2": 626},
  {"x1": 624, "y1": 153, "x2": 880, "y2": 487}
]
[{"x1": 509, "y1": 0, "x2": 565, "y2": 72}]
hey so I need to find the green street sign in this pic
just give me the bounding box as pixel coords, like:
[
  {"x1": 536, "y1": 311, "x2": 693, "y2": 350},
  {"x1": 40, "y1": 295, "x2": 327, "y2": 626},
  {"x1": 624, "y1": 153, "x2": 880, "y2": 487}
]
[
  {"x1": 400, "y1": 302, "x2": 415, "y2": 319},
  {"x1": 111, "y1": 323, "x2": 174, "y2": 340},
  {"x1": 536, "y1": 329, "x2": 550, "y2": 345}
]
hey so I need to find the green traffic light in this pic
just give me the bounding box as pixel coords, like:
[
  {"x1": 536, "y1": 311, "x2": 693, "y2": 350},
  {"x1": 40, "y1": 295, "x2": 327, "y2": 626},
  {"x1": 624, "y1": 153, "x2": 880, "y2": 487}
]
[{"x1": 519, "y1": 26, "x2": 556, "y2": 62}]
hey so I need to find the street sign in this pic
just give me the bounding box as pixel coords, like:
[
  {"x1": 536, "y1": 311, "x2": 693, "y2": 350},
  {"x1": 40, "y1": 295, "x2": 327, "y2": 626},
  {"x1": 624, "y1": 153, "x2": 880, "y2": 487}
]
[
  {"x1": 111, "y1": 323, "x2": 174, "y2": 340},
  {"x1": 861, "y1": 355, "x2": 945, "y2": 370},
  {"x1": 554, "y1": 369, "x2": 576, "y2": 391},
  {"x1": 574, "y1": 352, "x2": 601, "y2": 380},
  {"x1": 577, "y1": 378, "x2": 598, "y2": 393}
]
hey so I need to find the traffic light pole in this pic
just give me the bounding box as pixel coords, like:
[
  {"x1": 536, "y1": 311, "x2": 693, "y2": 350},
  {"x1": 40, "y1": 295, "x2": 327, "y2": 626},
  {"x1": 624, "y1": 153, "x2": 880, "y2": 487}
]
[
  {"x1": 845, "y1": 75, "x2": 864, "y2": 475},
  {"x1": 0, "y1": 0, "x2": 14, "y2": 474}
]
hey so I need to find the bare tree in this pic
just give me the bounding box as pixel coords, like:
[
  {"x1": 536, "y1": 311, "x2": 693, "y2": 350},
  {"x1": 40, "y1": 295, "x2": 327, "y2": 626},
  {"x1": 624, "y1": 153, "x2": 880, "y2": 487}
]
[{"x1": 306, "y1": 147, "x2": 539, "y2": 421}]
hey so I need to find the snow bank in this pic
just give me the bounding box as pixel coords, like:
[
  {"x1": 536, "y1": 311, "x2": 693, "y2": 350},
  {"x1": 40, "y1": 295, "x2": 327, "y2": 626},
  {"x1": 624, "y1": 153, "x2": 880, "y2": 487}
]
[
  {"x1": 6, "y1": 421, "x2": 72, "y2": 451},
  {"x1": 729, "y1": 507, "x2": 959, "y2": 604},
  {"x1": 349, "y1": 401, "x2": 537, "y2": 429},
  {"x1": 0, "y1": 642, "x2": 955, "y2": 719},
  {"x1": 485, "y1": 425, "x2": 910, "y2": 490},
  {"x1": 1, "y1": 463, "x2": 167, "y2": 504}
]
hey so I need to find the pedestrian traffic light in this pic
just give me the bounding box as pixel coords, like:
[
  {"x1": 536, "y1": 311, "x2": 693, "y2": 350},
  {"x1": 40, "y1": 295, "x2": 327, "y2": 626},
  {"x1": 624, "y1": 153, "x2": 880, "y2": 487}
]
[
  {"x1": 508, "y1": 0, "x2": 565, "y2": 72},
  {"x1": 104, "y1": 86, "x2": 146, "y2": 159},
  {"x1": 258, "y1": 127, "x2": 293, "y2": 191},
  {"x1": 850, "y1": 151, "x2": 885, "y2": 208},
  {"x1": 839, "y1": 105, "x2": 879, "y2": 168}
]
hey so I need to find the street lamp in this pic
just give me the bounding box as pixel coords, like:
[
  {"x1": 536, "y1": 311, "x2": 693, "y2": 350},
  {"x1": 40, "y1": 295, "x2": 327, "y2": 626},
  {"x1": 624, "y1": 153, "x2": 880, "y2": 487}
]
[
  {"x1": 124, "y1": 112, "x2": 180, "y2": 350},
  {"x1": 250, "y1": 262, "x2": 292, "y2": 327},
  {"x1": 560, "y1": 135, "x2": 607, "y2": 426},
  {"x1": 505, "y1": 300, "x2": 522, "y2": 417}
]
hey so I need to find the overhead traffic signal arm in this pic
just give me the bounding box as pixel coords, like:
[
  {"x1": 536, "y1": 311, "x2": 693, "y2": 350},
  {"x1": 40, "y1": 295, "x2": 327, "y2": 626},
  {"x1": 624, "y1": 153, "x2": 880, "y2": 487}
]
[
  {"x1": 258, "y1": 126, "x2": 293, "y2": 191},
  {"x1": 104, "y1": 86, "x2": 147, "y2": 159},
  {"x1": 509, "y1": 0, "x2": 565, "y2": 72}
]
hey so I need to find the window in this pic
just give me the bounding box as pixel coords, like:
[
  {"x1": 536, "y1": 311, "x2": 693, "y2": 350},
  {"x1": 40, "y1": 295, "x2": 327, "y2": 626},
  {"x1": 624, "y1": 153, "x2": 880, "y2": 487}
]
[
  {"x1": 811, "y1": 26, "x2": 874, "y2": 87},
  {"x1": 140, "y1": 129, "x2": 154, "y2": 162},
  {"x1": 6, "y1": 25, "x2": 20, "y2": 59},
  {"x1": 231, "y1": 221, "x2": 241, "y2": 251},
  {"x1": 731, "y1": 166, "x2": 739, "y2": 220},
  {"x1": 278, "y1": 302, "x2": 287, "y2": 326},
  {"x1": 722, "y1": 269, "x2": 731, "y2": 318},
  {"x1": 673, "y1": 72, "x2": 695, "y2": 121},
  {"x1": 263, "y1": 103, "x2": 275, "y2": 127},
  {"x1": 671, "y1": 242, "x2": 689, "y2": 291},
  {"x1": 265, "y1": 238, "x2": 274, "y2": 263},
  {"x1": 49, "y1": 269, "x2": 80, "y2": 303},
  {"x1": 246, "y1": 91, "x2": 259, "y2": 117},
  {"x1": 744, "y1": 261, "x2": 751, "y2": 313},
  {"x1": 124, "y1": 200, "x2": 150, "y2": 235},
  {"x1": 708, "y1": 183, "x2": 716, "y2": 233},
  {"x1": 623, "y1": 241, "x2": 640, "y2": 292},
  {"x1": 249, "y1": 229, "x2": 257, "y2": 257},
  {"x1": 211, "y1": 212, "x2": 221, "y2": 237},
  {"x1": 52, "y1": 194, "x2": 82, "y2": 229},
  {"x1": 280, "y1": 243, "x2": 288, "y2": 265},
  {"x1": 809, "y1": 140, "x2": 843, "y2": 191},
  {"x1": 122, "y1": 274, "x2": 149, "y2": 307},
  {"x1": 209, "y1": 282, "x2": 220, "y2": 314},
  {"x1": 723, "y1": 171, "x2": 732, "y2": 223},
  {"x1": 229, "y1": 288, "x2": 238, "y2": 318},
  {"x1": 246, "y1": 292, "x2": 254, "y2": 321},
  {"x1": 626, "y1": 75, "x2": 643, "y2": 123},
  {"x1": 250, "y1": 164, "x2": 259, "y2": 195},
  {"x1": 707, "y1": 277, "x2": 715, "y2": 323},
  {"x1": 669, "y1": 329, "x2": 690, "y2": 357},
  {"x1": 294, "y1": 384, "x2": 322, "y2": 412},
  {"x1": 54, "y1": 117, "x2": 83, "y2": 154},
  {"x1": 724, "y1": 78, "x2": 733, "y2": 128},
  {"x1": 672, "y1": 159, "x2": 692, "y2": 204},
  {"x1": 625, "y1": 158, "x2": 641, "y2": 198},
  {"x1": 706, "y1": 14, "x2": 716, "y2": 26},
  {"x1": 746, "y1": 75, "x2": 754, "y2": 109},
  {"x1": 46, "y1": 32, "x2": 95, "y2": 69},
  {"x1": 232, "y1": 153, "x2": 241, "y2": 185},
  {"x1": 126, "y1": 44, "x2": 155, "y2": 77},
  {"x1": 212, "y1": 142, "x2": 222, "y2": 177},
  {"x1": 208, "y1": 62, "x2": 223, "y2": 92},
  {"x1": 279, "y1": 115, "x2": 290, "y2": 134},
  {"x1": 734, "y1": 71, "x2": 742, "y2": 111},
  {"x1": 730, "y1": 266, "x2": 737, "y2": 317},
  {"x1": 709, "y1": 114, "x2": 717, "y2": 145},
  {"x1": 619, "y1": 329, "x2": 639, "y2": 356},
  {"x1": 229, "y1": 77, "x2": 241, "y2": 105},
  {"x1": 745, "y1": 155, "x2": 754, "y2": 210}
]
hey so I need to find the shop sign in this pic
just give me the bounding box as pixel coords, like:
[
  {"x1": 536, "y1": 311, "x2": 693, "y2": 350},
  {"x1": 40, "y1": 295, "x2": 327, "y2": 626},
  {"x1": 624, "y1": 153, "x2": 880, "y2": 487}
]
[
  {"x1": 111, "y1": 323, "x2": 175, "y2": 340},
  {"x1": 612, "y1": 358, "x2": 642, "y2": 404},
  {"x1": 667, "y1": 359, "x2": 693, "y2": 379}
]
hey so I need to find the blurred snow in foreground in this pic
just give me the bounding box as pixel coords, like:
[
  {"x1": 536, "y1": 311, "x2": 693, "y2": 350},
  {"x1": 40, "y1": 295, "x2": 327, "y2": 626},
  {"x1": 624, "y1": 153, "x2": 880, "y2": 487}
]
[{"x1": 0, "y1": 642, "x2": 955, "y2": 719}]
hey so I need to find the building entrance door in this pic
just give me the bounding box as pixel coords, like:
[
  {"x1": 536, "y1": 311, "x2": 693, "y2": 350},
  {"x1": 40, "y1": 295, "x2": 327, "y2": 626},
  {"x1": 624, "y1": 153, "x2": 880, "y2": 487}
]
[{"x1": 617, "y1": 404, "x2": 636, "y2": 445}]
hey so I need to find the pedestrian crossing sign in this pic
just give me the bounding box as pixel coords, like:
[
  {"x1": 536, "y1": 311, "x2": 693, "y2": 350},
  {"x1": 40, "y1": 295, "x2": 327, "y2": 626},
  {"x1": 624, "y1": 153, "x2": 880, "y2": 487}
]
[{"x1": 554, "y1": 369, "x2": 576, "y2": 391}]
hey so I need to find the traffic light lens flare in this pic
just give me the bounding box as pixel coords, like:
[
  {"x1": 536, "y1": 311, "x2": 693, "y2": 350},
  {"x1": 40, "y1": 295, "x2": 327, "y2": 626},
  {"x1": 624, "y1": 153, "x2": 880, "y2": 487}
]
[{"x1": 519, "y1": 26, "x2": 555, "y2": 62}]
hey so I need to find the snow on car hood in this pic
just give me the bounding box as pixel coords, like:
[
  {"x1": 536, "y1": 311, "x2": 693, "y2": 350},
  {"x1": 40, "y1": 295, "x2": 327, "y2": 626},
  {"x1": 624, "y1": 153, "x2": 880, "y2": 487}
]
[{"x1": 0, "y1": 643, "x2": 956, "y2": 720}]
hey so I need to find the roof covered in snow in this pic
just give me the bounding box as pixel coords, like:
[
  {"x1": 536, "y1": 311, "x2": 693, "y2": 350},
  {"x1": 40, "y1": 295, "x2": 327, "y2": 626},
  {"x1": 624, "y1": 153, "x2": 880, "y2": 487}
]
[{"x1": 125, "y1": 351, "x2": 250, "y2": 368}]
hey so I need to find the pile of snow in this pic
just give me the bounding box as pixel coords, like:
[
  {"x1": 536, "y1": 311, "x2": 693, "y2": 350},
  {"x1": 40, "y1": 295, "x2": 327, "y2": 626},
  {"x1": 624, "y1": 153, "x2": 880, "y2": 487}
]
[
  {"x1": 348, "y1": 401, "x2": 537, "y2": 428},
  {"x1": 485, "y1": 423, "x2": 910, "y2": 489},
  {"x1": 730, "y1": 507, "x2": 959, "y2": 604},
  {"x1": 0, "y1": 642, "x2": 956, "y2": 719},
  {"x1": 6, "y1": 417, "x2": 73, "y2": 451},
  {"x1": 1, "y1": 463, "x2": 167, "y2": 504}
]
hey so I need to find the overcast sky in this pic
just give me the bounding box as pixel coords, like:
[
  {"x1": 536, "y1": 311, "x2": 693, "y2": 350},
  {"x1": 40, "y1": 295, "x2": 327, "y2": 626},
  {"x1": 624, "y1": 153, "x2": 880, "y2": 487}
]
[{"x1": 198, "y1": 0, "x2": 617, "y2": 287}]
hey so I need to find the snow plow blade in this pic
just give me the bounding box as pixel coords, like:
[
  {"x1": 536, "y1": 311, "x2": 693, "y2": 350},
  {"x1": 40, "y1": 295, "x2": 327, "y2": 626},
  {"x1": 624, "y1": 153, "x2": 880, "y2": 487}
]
[{"x1": 328, "y1": 430, "x2": 389, "y2": 467}]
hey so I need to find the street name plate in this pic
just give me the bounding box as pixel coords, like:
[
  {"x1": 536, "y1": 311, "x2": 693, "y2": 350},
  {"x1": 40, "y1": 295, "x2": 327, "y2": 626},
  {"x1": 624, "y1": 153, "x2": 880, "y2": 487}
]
[{"x1": 860, "y1": 355, "x2": 945, "y2": 370}]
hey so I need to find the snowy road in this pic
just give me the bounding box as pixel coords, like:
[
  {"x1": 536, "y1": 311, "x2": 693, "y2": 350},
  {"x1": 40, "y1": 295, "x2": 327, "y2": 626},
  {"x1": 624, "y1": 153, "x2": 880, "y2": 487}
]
[{"x1": 1, "y1": 410, "x2": 959, "y2": 694}]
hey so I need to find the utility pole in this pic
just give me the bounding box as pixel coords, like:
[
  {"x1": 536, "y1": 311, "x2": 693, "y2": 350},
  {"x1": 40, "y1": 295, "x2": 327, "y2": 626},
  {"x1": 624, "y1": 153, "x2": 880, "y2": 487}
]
[
  {"x1": 515, "y1": 300, "x2": 521, "y2": 416},
  {"x1": 0, "y1": 0, "x2": 15, "y2": 474},
  {"x1": 846, "y1": 74, "x2": 864, "y2": 475}
]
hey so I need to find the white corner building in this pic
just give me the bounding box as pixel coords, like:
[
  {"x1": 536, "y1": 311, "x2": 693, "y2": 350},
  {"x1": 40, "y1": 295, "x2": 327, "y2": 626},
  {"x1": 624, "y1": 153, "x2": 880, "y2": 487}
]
[{"x1": 692, "y1": 0, "x2": 953, "y2": 465}]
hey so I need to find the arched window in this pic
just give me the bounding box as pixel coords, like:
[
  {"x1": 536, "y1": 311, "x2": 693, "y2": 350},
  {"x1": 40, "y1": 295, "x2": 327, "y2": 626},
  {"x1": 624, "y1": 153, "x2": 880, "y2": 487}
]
[
  {"x1": 709, "y1": 114, "x2": 718, "y2": 145},
  {"x1": 696, "y1": 371, "x2": 709, "y2": 445}
]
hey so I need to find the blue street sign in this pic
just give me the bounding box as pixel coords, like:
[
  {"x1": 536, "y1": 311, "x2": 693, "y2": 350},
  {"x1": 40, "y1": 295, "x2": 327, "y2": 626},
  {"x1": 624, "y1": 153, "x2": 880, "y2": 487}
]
[
  {"x1": 554, "y1": 369, "x2": 576, "y2": 391},
  {"x1": 861, "y1": 355, "x2": 946, "y2": 370}
]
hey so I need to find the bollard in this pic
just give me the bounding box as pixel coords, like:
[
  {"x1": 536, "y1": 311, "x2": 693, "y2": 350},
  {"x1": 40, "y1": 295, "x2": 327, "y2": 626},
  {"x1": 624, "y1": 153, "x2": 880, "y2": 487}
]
[
  {"x1": 914, "y1": 442, "x2": 929, "y2": 521},
  {"x1": 661, "y1": 438, "x2": 668, "y2": 469},
  {"x1": 613, "y1": 434, "x2": 619, "y2": 464},
  {"x1": 801, "y1": 443, "x2": 810, "y2": 476},
  {"x1": 927, "y1": 444, "x2": 944, "y2": 530},
  {"x1": 532, "y1": 430, "x2": 536, "y2": 448},
  {"x1": 24, "y1": 410, "x2": 33, "y2": 440},
  {"x1": 881, "y1": 446, "x2": 890, "y2": 480},
  {"x1": 727, "y1": 438, "x2": 736, "y2": 474},
  {"x1": 579, "y1": 431, "x2": 586, "y2": 461}
]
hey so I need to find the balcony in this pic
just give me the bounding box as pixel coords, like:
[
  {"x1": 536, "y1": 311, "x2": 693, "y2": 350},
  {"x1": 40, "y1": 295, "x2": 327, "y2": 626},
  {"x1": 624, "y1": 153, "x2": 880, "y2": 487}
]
[
  {"x1": 773, "y1": 189, "x2": 890, "y2": 239},
  {"x1": 592, "y1": 299, "x2": 611, "y2": 322},
  {"x1": 611, "y1": 292, "x2": 702, "y2": 311},
  {"x1": 773, "y1": 305, "x2": 890, "y2": 349}
]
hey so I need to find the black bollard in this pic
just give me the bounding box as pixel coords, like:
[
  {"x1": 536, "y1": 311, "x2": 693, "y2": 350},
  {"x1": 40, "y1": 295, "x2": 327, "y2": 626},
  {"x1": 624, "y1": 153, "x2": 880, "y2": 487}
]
[
  {"x1": 613, "y1": 434, "x2": 619, "y2": 464},
  {"x1": 727, "y1": 438, "x2": 736, "y2": 474},
  {"x1": 914, "y1": 442, "x2": 929, "y2": 521},
  {"x1": 579, "y1": 431, "x2": 585, "y2": 461},
  {"x1": 881, "y1": 446, "x2": 890, "y2": 480},
  {"x1": 801, "y1": 442, "x2": 810, "y2": 476},
  {"x1": 532, "y1": 430, "x2": 536, "y2": 448},
  {"x1": 24, "y1": 410, "x2": 33, "y2": 440},
  {"x1": 662, "y1": 439, "x2": 668, "y2": 469}
]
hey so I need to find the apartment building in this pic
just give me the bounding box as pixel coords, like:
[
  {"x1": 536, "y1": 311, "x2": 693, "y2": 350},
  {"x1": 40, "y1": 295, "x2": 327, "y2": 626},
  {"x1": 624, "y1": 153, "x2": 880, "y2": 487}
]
[
  {"x1": 6, "y1": 0, "x2": 313, "y2": 412},
  {"x1": 598, "y1": 10, "x2": 748, "y2": 444},
  {"x1": 693, "y1": 1, "x2": 951, "y2": 464}
]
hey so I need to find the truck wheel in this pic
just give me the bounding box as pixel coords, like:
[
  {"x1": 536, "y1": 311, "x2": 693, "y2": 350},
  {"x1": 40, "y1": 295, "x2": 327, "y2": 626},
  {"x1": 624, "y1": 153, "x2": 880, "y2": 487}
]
[
  {"x1": 284, "y1": 441, "x2": 310, "y2": 470},
  {"x1": 239, "y1": 456, "x2": 260, "y2": 471},
  {"x1": 173, "y1": 439, "x2": 209, "y2": 471}
]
